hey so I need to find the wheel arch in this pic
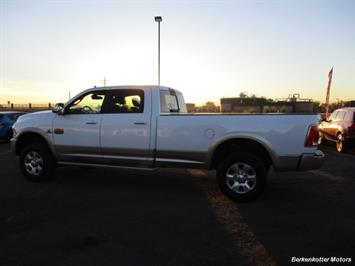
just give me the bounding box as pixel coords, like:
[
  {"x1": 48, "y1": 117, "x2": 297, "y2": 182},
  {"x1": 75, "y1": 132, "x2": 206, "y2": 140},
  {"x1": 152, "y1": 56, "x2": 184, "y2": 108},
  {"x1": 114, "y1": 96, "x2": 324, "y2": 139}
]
[
  {"x1": 15, "y1": 130, "x2": 56, "y2": 159},
  {"x1": 207, "y1": 135, "x2": 278, "y2": 170},
  {"x1": 336, "y1": 130, "x2": 344, "y2": 137}
]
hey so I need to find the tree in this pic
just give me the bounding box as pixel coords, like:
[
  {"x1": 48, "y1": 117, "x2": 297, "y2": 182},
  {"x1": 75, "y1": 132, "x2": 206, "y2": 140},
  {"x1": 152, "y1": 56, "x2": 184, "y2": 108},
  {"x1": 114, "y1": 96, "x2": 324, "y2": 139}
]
[
  {"x1": 239, "y1": 92, "x2": 248, "y2": 98},
  {"x1": 312, "y1": 101, "x2": 324, "y2": 113}
]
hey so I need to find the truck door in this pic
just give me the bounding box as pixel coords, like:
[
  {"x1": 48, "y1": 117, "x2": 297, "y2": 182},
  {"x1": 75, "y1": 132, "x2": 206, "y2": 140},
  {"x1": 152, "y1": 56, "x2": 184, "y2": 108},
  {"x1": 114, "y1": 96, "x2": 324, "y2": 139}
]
[
  {"x1": 332, "y1": 111, "x2": 346, "y2": 138},
  {"x1": 100, "y1": 88, "x2": 152, "y2": 167},
  {"x1": 52, "y1": 90, "x2": 107, "y2": 163}
]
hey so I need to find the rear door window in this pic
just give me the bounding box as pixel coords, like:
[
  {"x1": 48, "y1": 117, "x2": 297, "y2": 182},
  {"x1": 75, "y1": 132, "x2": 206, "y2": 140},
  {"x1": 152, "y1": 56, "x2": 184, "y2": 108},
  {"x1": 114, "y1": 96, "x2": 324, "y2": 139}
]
[
  {"x1": 160, "y1": 89, "x2": 187, "y2": 113},
  {"x1": 160, "y1": 90, "x2": 179, "y2": 113},
  {"x1": 335, "y1": 111, "x2": 346, "y2": 122},
  {"x1": 176, "y1": 92, "x2": 187, "y2": 113},
  {"x1": 105, "y1": 89, "x2": 144, "y2": 113}
]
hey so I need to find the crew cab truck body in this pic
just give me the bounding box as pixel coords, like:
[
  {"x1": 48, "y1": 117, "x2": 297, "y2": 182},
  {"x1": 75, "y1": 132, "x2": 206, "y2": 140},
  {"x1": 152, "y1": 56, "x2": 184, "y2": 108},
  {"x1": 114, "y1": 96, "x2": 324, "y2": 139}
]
[{"x1": 11, "y1": 86, "x2": 324, "y2": 201}]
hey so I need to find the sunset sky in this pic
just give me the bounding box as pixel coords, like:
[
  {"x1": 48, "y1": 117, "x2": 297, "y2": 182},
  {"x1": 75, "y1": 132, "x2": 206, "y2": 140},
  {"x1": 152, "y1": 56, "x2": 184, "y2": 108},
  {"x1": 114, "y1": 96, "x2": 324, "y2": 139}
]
[{"x1": 1, "y1": 0, "x2": 354, "y2": 104}]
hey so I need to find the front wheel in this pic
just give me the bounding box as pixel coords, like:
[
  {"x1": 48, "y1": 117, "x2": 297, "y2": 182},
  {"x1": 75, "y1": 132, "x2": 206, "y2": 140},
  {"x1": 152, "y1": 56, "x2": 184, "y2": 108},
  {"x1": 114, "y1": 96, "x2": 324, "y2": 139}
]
[
  {"x1": 216, "y1": 152, "x2": 268, "y2": 202},
  {"x1": 19, "y1": 143, "x2": 56, "y2": 182}
]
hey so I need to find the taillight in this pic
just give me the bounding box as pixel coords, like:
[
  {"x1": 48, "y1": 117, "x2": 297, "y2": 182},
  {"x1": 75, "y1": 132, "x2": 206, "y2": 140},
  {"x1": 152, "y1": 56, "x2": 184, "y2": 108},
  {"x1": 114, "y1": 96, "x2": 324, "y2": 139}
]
[
  {"x1": 349, "y1": 122, "x2": 355, "y2": 129},
  {"x1": 305, "y1": 124, "x2": 319, "y2": 147}
]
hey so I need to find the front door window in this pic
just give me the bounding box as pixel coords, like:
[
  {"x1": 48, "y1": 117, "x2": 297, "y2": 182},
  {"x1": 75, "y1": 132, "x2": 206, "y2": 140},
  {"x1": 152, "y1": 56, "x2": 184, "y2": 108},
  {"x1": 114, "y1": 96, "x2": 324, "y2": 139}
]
[{"x1": 67, "y1": 92, "x2": 106, "y2": 114}]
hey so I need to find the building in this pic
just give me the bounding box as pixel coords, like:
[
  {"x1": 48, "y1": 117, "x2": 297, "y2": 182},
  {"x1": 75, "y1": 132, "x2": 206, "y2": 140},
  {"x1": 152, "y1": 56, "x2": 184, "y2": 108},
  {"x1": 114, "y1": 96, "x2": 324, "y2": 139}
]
[
  {"x1": 186, "y1": 103, "x2": 196, "y2": 113},
  {"x1": 221, "y1": 94, "x2": 314, "y2": 113},
  {"x1": 186, "y1": 102, "x2": 220, "y2": 113},
  {"x1": 221, "y1": 97, "x2": 267, "y2": 113}
]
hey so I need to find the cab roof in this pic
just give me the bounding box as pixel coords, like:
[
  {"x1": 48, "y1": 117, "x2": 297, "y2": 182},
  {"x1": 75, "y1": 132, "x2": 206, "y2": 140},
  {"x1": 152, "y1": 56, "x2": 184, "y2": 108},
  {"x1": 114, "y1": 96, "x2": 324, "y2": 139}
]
[
  {"x1": 79, "y1": 85, "x2": 182, "y2": 96},
  {"x1": 89, "y1": 85, "x2": 170, "y2": 91}
]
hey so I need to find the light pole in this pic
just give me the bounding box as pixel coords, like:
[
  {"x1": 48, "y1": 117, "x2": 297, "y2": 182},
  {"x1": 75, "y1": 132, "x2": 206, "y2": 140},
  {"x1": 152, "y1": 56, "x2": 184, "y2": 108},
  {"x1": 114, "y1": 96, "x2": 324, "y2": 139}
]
[{"x1": 154, "y1": 16, "x2": 162, "y2": 86}]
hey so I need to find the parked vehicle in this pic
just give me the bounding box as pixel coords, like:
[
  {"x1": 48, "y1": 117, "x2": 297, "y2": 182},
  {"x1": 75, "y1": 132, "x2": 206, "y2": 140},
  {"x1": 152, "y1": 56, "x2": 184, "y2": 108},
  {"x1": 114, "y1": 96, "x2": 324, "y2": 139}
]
[
  {"x1": 11, "y1": 86, "x2": 324, "y2": 202},
  {"x1": 0, "y1": 111, "x2": 26, "y2": 141},
  {"x1": 318, "y1": 107, "x2": 355, "y2": 152}
]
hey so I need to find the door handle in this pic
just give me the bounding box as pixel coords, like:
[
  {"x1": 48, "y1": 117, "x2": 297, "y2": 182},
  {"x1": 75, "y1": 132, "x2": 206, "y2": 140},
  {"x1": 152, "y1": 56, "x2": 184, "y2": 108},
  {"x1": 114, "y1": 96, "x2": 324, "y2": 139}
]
[
  {"x1": 86, "y1": 121, "x2": 97, "y2": 125},
  {"x1": 133, "y1": 122, "x2": 147, "y2": 125}
]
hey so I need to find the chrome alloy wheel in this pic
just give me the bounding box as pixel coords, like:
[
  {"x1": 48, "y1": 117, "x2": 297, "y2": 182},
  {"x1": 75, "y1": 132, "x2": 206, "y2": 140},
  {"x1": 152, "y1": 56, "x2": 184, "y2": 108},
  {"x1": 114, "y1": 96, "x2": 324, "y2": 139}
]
[
  {"x1": 225, "y1": 163, "x2": 257, "y2": 194},
  {"x1": 24, "y1": 151, "x2": 44, "y2": 176},
  {"x1": 336, "y1": 134, "x2": 343, "y2": 152}
]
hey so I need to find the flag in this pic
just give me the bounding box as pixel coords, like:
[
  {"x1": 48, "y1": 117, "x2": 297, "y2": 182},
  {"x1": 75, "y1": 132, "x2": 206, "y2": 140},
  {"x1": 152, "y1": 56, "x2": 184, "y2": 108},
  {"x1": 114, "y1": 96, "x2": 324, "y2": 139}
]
[
  {"x1": 328, "y1": 67, "x2": 333, "y2": 79},
  {"x1": 325, "y1": 67, "x2": 333, "y2": 118}
]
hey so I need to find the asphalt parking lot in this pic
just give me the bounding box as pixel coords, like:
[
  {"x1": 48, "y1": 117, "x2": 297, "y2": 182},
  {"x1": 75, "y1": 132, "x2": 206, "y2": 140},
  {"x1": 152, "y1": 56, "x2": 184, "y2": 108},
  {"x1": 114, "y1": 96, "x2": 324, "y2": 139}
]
[{"x1": 0, "y1": 143, "x2": 354, "y2": 266}]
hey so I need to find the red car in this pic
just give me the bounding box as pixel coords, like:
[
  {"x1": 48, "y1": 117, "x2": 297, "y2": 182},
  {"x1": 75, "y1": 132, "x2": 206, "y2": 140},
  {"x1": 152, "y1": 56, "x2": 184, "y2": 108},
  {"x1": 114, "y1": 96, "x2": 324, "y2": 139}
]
[{"x1": 318, "y1": 107, "x2": 355, "y2": 152}]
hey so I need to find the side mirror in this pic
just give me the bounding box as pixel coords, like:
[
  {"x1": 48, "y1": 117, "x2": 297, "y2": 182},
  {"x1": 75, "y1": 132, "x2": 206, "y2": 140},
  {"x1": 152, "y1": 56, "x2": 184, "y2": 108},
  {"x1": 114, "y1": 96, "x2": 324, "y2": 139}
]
[{"x1": 52, "y1": 103, "x2": 65, "y2": 115}]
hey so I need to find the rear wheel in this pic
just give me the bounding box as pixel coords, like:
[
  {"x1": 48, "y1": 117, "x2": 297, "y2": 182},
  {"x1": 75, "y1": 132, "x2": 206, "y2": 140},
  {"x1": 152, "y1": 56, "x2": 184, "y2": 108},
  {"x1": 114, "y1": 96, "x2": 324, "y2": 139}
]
[
  {"x1": 216, "y1": 152, "x2": 268, "y2": 202},
  {"x1": 336, "y1": 133, "x2": 347, "y2": 153},
  {"x1": 19, "y1": 143, "x2": 56, "y2": 182}
]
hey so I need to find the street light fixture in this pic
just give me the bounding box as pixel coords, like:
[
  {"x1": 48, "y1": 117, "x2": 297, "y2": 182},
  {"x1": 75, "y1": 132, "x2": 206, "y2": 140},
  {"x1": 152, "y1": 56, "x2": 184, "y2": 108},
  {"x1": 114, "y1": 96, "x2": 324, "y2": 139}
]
[{"x1": 154, "y1": 16, "x2": 162, "y2": 86}]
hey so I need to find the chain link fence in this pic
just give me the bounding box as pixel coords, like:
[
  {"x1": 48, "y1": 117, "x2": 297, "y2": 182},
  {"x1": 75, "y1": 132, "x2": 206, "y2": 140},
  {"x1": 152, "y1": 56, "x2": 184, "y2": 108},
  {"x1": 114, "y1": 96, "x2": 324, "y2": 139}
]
[{"x1": 0, "y1": 103, "x2": 52, "y2": 112}]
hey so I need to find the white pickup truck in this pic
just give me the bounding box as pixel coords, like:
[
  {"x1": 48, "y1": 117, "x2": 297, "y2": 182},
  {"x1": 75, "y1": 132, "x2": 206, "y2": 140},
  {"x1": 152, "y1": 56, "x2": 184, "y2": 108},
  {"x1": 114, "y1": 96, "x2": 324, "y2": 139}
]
[{"x1": 11, "y1": 86, "x2": 324, "y2": 201}]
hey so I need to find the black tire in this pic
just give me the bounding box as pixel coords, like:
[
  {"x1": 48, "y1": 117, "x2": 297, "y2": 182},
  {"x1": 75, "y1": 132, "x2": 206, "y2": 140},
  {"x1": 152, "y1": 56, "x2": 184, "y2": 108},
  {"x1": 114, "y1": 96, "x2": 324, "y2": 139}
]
[
  {"x1": 216, "y1": 152, "x2": 268, "y2": 202},
  {"x1": 6, "y1": 129, "x2": 13, "y2": 142},
  {"x1": 336, "y1": 133, "x2": 347, "y2": 153},
  {"x1": 19, "y1": 143, "x2": 56, "y2": 182},
  {"x1": 80, "y1": 166, "x2": 94, "y2": 171}
]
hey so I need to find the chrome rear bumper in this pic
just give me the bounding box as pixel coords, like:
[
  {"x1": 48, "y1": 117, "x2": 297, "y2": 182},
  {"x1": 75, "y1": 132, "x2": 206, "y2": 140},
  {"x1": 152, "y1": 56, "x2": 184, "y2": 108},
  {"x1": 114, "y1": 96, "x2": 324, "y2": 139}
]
[
  {"x1": 298, "y1": 150, "x2": 324, "y2": 171},
  {"x1": 276, "y1": 150, "x2": 324, "y2": 172}
]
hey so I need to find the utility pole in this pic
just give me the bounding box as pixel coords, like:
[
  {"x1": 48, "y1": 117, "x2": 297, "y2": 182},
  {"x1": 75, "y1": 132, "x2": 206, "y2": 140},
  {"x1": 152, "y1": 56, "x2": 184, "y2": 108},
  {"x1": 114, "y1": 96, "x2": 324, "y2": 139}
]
[
  {"x1": 154, "y1": 16, "x2": 162, "y2": 86},
  {"x1": 101, "y1": 77, "x2": 108, "y2": 87},
  {"x1": 68, "y1": 91, "x2": 71, "y2": 100}
]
